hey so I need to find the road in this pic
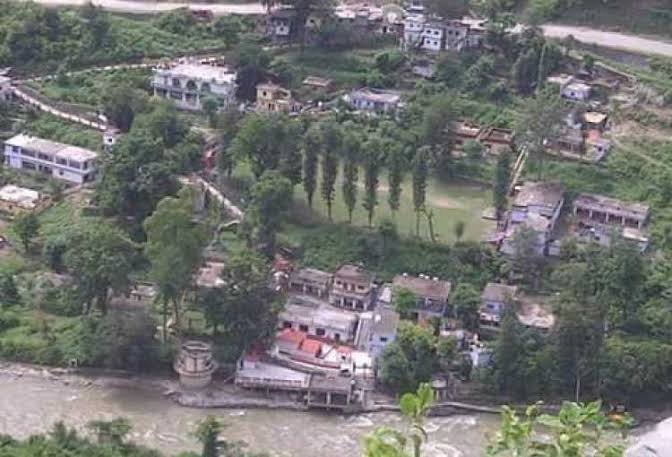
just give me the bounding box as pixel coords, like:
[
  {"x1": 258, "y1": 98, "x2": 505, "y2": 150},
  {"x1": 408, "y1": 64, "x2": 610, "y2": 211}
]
[
  {"x1": 541, "y1": 24, "x2": 672, "y2": 58},
  {"x1": 9, "y1": 0, "x2": 672, "y2": 57},
  {"x1": 11, "y1": 0, "x2": 265, "y2": 16}
]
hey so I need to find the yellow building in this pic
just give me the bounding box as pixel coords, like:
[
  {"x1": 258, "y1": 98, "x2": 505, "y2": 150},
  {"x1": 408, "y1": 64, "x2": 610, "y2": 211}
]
[{"x1": 256, "y1": 83, "x2": 302, "y2": 114}]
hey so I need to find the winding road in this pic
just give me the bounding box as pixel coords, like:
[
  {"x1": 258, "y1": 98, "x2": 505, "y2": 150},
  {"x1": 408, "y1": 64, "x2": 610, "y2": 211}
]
[{"x1": 9, "y1": 0, "x2": 672, "y2": 57}]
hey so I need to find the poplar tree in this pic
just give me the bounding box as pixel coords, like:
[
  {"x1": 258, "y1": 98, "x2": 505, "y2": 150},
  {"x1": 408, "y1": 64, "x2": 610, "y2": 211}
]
[
  {"x1": 362, "y1": 136, "x2": 383, "y2": 227},
  {"x1": 320, "y1": 121, "x2": 342, "y2": 221},
  {"x1": 387, "y1": 145, "x2": 406, "y2": 218},
  {"x1": 412, "y1": 147, "x2": 430, "y2": 237},
  {"x1": 341, "y1": 129, "x2": 360, "y2": 223},
  {"x1": 302, "y1": 125, "x2": 321, "y2": 208},
  {"x1": 493, "y1": 148, "x2": 511, "y2": 220}
]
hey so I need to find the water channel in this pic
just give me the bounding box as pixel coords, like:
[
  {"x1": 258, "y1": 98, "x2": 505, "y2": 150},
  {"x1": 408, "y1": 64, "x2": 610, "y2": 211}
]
[{"x1": 0, "y1": 373, "x2": 668, "y2": 457}]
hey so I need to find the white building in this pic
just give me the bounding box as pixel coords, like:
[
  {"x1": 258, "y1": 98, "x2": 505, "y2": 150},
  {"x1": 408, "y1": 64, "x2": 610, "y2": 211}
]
[
  {"x1": 152, "y1": 62, "x2": 237, "y2": 111},
  {"x1": 346, "y1": 88, "x2": 402, "y2": 113},
  {"x1": 561, "y1": 80, "x2": 592, "y2": 101},
  {"x1": 402, "y1": 14, "x2": 426, "y2": 50},
  {"x1": 421, "y1": 21, "x2": 445, "y2": 51},
  {"x1": 4, "y1": 134, "x2": 98, "y2": 184}
]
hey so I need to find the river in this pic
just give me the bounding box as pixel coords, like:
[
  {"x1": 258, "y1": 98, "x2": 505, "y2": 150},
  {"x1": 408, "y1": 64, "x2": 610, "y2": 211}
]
[
  {"x1": 0, "y1": 373, "x2": 668, "y2": 457},
  {"x1": 0, "y1": 373, "x2": 500, "y2": 457}
]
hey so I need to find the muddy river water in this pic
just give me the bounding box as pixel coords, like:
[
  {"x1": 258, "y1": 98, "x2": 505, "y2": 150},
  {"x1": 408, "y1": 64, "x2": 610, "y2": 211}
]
[{"x1": 0, "y1": 374, "x2": 667, "y2": 457}]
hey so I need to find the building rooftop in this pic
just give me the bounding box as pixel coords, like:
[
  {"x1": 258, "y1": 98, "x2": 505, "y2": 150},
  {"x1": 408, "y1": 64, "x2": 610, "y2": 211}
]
[
  {"x1": 237, "y1": 360, "x2": 311, "y2": 388},
  {"x1": 392, "y1": 274, "x2": 451, "y2": 300},
  {"x1": 196, "y1": 260, "x2": 225, "y2": 288},
  {"x1": 573, "y1": 193, "x2": 649, "y2": 220},
  {"x1": 565, "y1": 81, "x2": 592, "y2": 92},
  {"x1": 513, "y1": 182, "x2": 565, "y2": 210},
  {"x1": 523, "y1": 212, "x2": 551, "y2": 232},
  {"x1": 309, "y1": 374, "x2": 353, "y2": 393},
  {"x1": 350, "y1": 88, "x2": 401, "y2": 105},
  {"x1": 303, "y1": 76, "x2": 332, "y2": 88},
  {"x1": 482, "y1": 127, "x2": 514, "y2": 144},
  {"x1": 481, "y1": 283, "x2": 518, "y2": 304},
  {"x1": 583, "y1": 111, "x2": 608, "y2": 125},
  {"x1": 290, "y1": 267, "x2": 332, "y2": 287},
  {"x1": 452, "y1": 120, "x2": 482, "y2": 139},
  {"x1": 0, "y1": 185, "x2": 41, "y2": 209},
  {"x1": 155, "y1": 62, "x2": 236, "y2": 84},
  {"x1": 334, "y1": 264, "x2": 374, "y2": 283},
  {"x1": 5, "y1": 134, "x2": 98, "y2": 162},
  {"x1": 372, "y1": 307, "x2": 400, "y2": 336},
  {"x1": 281, "y1": 296, "x2": 359, "y2": 331}
]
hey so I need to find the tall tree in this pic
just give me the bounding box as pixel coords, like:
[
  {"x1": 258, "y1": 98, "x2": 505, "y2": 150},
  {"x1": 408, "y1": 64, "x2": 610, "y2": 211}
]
[
  {"x1": 421, "y1": 96, "x2": 456, "y2": 175},
  {"x1": 302, "y1": 124, "x2": 321, "y2": 208},
  {"x1": 64, "y1": 220, "x2": 136, "y2": 315},
  {"x1": 144, "y1": 188, "x2": 206, "y2": 338},
  {"x1": 493, "y1": 308, "x2": 524, "y2": 394},
  {"x1": 362, "y1": 136, "x2": 383, "y2": 227},
  {"x1": 228, "y1": 113, "x2": 301, "y2": 182},
  {"x1": 387, "y1": 145, "x2": 406, "y2": 218},
  {"x1": 319, "y1": 121, "x2": 342, "y2": 221},
  {"x1": 493, "y1": 149, "x2": 511, "y2": 221},
  {"x1": 13, "y1": 212, "x2": 40, "y2": 252},
  {"x1": 451, "y1": 283, "x2": 480, "y2": 331},
  {"x1": 243, "y1": 170, "x2": 293, "y2": 256},
  {"x1": 341, "y1": 129, "x2": 361, "y2": 223},
  {"x1": 412, "y1": 147, "x2": 430, "y2": 237},
  {"x1": 516, "y1": 87, "x2": 566, "y2": 180}
]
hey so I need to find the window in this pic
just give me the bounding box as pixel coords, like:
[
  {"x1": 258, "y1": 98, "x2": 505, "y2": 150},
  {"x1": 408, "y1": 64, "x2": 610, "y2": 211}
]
[
  {"x1": 379, "y1": 337, "x2": 388, "y2": 343},
  {"x1": 21, "y1": 149, "x2": 35, "y2": 157},
  {"x1": 12, "y1": 146, "x2": 20, "y2": 153},
  {"x1": 21, "y1": 161, "x2": 36, "y2": 170},
  {"x1": 299, "y1": 324, "x2": 309, "y2": 332},
  {"x1": 57, "y1": 158, "x2": 67, "y2": 166},
  {"x1": 68, "y1": 161, "x2": 81, "y2": 170},
  {"x1": 283, "y1": 321, "x2": 292, "y2": 329},
  {"x1": 316, "y1": 328, "x2": 325, "y2": 337},
  {"x1": 38, "y1": 153, "x2": 52, "y2": 162},
  {"x1": 334, "y1": 333, "x2": 341, "y2": 342},
  {"x1": 82, "y1": 161, "x2": 89, "y2": 170}
]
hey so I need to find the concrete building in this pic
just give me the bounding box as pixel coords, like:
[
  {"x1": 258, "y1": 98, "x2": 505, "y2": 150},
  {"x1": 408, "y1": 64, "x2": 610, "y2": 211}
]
[
  {"x1": 346, "y1": 88, "x2": 402, "y2": 113},
  {"x1": 392, "y1": 274, "x2": 451, "y2": 321},
  {"x1": 0, "y1": 75, "x2": 12, "y2": 102},
  {"x1": 420, "y1": 21, "x2": 445, "y2": 51},
  {"x1": 561, "y1": 80, "x2": 592, "y2": 101},
  {"x1": 330, "y1": 264, "x2": 375, "y2": 311},
  {"x1": 573, "y1": 193, "x2": 649, "y2": 229},
  {"x1": 195, "y1": 260, "x2": 226, "y2": 288},
  {"x1": 501, "y1": 212, "x2": 553, "y2": 256},
  {"x1": 152, "y1": 62, "x2": 237, "y2": 111},
  {"x1": 356, "y1": 307, "x2": 400, "y2": 358},
  {"x1": 280, "y1": 295, "x2": 359, "y2": 342},
  {"x1": 0, "y1": 185, "x2": 48, "y2": 216},
  {"x1": 4, "y1": 134, "x2": 98, "y2": 184},
  {"x1": 479, "y1": 283, "x2": 518, "y2": 328},
  {"x1": 174, "y1": 340, "x2": 217, "y2": 389},
  {"x1": 256, "y1": 83, "x2": 301, "y2": 114},
  {"x1": 510, "y1": 181, "x2": 565, "y2": 227},
  {"x1": 289, "y1": 268, "x2": 332, "y2": 299}
]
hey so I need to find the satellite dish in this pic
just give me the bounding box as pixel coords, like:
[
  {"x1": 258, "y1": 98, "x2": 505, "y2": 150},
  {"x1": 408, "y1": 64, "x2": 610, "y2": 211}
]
[{"x1": 382, "y1": 4, "x2": 405, "y2": 23}]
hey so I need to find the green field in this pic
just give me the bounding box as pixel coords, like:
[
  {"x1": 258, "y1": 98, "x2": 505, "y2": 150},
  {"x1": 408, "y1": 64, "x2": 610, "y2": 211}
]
[{"x1": 294, "y1": 170, "x2": 495, "y2": 244}]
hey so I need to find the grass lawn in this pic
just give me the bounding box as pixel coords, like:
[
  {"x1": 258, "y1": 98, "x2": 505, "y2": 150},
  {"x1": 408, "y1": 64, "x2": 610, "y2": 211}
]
[{"x1": 294, "y1": 170, "x2": 495, "y2": 244}]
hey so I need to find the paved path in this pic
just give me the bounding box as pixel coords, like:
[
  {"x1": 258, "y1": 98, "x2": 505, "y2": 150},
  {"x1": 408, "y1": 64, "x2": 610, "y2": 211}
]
[
  {"x1": 541, "y1": 24, "x2": 672, "y2": 58},
  {"x1": 11, "y1": 0, "x2": 265, "y2": 16}
]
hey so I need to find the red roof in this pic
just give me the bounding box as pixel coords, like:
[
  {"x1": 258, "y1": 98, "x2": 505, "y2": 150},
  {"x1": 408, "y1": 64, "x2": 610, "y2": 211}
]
[
  {"x1": 277, "y1": 328, "x2": 306, "y2": 346},
  {"x1": 299, "y1": 338, "x2": 322, "y2": 356}
]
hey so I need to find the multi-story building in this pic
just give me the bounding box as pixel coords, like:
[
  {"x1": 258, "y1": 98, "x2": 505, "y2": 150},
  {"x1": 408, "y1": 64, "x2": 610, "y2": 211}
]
[
  {"x1": 402, "y1": 15, "x2": 486, "y2": 52},
  {"x1": 392, "y1": 274, "x2": 451, "y2": 321},
  {"x1": 510, "y1": 181, "x2": 565, "y2": 227},
  {"x1": 280, "y1": 295, "x2": 359, "y2": 342},
  {"x1": 479, "y1": 282, "x2": 518, "y2": 328},
  {"x1": 3, "y1": 134, "x2": 98, "y2": 184},
  {"x1": 330, "y1": 264, "x2": 375, "y2": 311},
  {"x1": 256, "y1": 83, "x2": 302, "y2": 114},
  {"x1": 152, "y1": 62, "x2": 237, "y2": 111},
  {"x1": 289, "y1": 268, "x2": 333, "y2": 299}
]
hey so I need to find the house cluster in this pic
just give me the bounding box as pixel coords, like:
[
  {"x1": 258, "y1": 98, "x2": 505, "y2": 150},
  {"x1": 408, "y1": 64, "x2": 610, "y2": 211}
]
[
  {"x1": 151, "y1": 59, "x2": 237, "y2": 111},
  {"x1": 492, "y1": 180, "x2": 651, "y2": 257},
  {"x1": 266, "y1": 3, "x2": 404, "y2": 43},
  {"x1": 549, "y1": 108, "x2": 612, "y2": 163},
  {"x1": 452, "y1": 120, "x2": 515, "y2": 155},
  {"x1": 402, "y1": 15, "x2": 486, "y2": 53}
]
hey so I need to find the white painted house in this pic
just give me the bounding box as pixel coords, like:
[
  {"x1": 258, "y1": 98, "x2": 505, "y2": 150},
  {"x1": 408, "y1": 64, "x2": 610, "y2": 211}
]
[
  {"x1": 0, "y1": 75, "x2": 12, "y2": 103},
  {"x1": 152, "y1": 62, "x2": 237, "y2": 111},
  {"x1": 4, "y1": 134, "x2": 98, "y2": 184}
]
